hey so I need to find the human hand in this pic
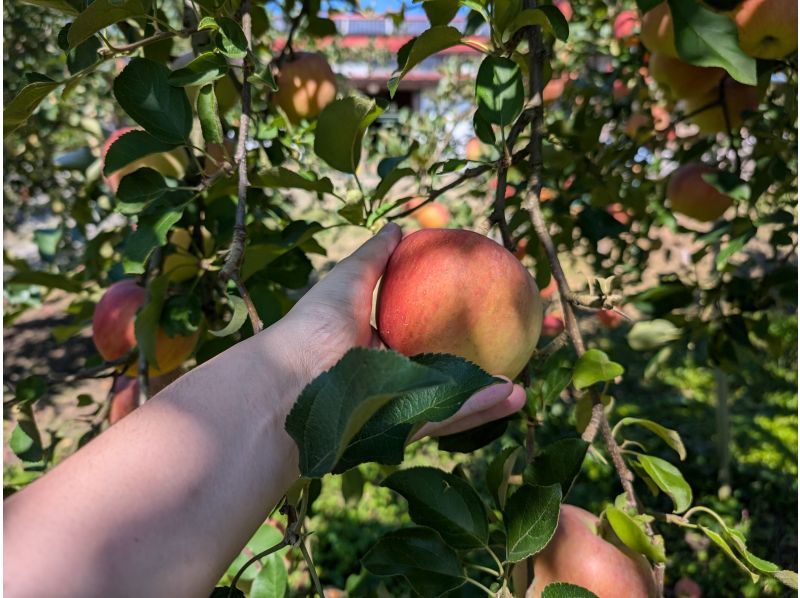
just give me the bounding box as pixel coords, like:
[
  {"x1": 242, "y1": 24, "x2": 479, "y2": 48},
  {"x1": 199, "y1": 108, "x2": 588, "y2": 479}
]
[{"x1": 281, "y1": 222, "x2": 526, "y2": 439}]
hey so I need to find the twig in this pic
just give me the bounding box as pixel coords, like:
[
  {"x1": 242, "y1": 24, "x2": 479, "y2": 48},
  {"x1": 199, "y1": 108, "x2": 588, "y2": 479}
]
[
  {"x1": 533, "y1": 330, "x2": 569, "y2": 360},
  {"x1": 491, "y1": 147, "x2": 514, "y2": 249},
  {"x1": 97, "y1": 30, "x2": 192, "y2": 57},
  {"x1": 227, "y1": 539, "x2": 288, "y2": 597},
  {"x1": 522, "y1": 7, "x2": 665, "y2": 594},
  {"x1": 218, "y1": 0, "x2": 262, "y2": 335}
]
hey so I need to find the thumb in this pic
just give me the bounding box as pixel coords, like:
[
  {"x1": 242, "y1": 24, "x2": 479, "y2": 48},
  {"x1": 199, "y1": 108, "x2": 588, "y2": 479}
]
[{"x1": 331, "y1": 222, "x2": 403, "y2": 292}]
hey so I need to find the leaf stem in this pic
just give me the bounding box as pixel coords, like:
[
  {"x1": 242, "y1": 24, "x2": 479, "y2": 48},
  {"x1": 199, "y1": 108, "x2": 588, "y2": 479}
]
[{"x1": 299, "y1": 539, "x2": 326, "y2": 596}]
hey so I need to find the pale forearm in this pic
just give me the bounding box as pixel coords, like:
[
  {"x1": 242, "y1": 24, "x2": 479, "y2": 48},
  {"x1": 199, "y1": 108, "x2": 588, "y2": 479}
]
[{"x1": 4, "y1": 319, "x2": 305, "y2": 597}]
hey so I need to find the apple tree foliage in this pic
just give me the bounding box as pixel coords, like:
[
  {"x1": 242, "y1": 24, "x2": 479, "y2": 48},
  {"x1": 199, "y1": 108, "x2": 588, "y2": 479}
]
[{"x1": 3, "y1": 0, "x2": 797, "y2": 596}]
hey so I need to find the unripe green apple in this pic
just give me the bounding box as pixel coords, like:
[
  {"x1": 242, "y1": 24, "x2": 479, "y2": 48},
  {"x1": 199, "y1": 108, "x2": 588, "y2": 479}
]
[
  {"x1": 640, "y1": 3, "x2": 677, "y2": 57},
  {"x1": 376, "y1": 229, "x2": 543, "y2": 378},
  {"x1": 530, "y1": 505, "x2": 656, "y2": 598},
  {"x1": 649, "y1": 53, "x2": 725, "y2": 100},
  {"x1": 274, "y1": 53, "x2": 337, "y2": 124},
  {"x1": 733, "y1": 0, "x2": 798, "y2": 60},
  {"x1": 92, "y1": 280, "x2": 199, "y2": 376},
  {"x1": 667, "y1": 163, "x2": 733, "y2": 222},
  {"x1": 163, "y1": 227, "x2": 214, "y2": 283}
]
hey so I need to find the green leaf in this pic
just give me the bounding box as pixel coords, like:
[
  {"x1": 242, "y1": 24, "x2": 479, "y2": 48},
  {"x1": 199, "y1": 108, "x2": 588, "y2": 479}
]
[
  {"x1": 103, "y1": 129, "x2": 181, "y2": 176},
  {"x1": 701, "y1": 170, "x2": 750, "y2": 202},
  {"x1": 66, "y1": 32, "x2": 101, "y2": 74},
  {"x1": 10, "y1": 406, "x2": 43, "y2": 462},
  {"x1": 476, "y1": 56, "x2": 524, "y2": 127},
  {"x1": 285, "y1": 348, "x2": 452, "y2": 478},
  {"x1": 114, "y1": 58, "x2": 193, "y2": 144},
  {"x1": 123, "y1": 191, "x2": 191, "y2": 274},
  {"x1": 340, "y1": 466, "x2": 365, "y2": 504},
  {"x1": 372, "y1": 167, "x2": 415, "y2": 202},
  {"x1": 21, "y1": 0, "x2": 81, "y2": 15},
  {"x1": 473, "y1": 109, "x2": 496, "y2": 144},
  {"x1": 614, "y1": 418, "x2": 687, "y2": 460},
  {"x1": 487, "y1": 445, "x2": 522, "y2": 509},
  {"x1": 3, "y1": 80, "x2": 61, "y2": 137},
  {"x1": 388, "y1": 26, "x2": 463, "y2": 97},
  {"x1": 216, "y1": 17, "x2": 248, "y2": 59},
  {"x1": 505, "y1": 483, "x2": 562, "y2": 562},
  {"x1": 15, "y1": 376, "x2": 48, "y2": 406},
  {"x1": 252, "y1": 167, "x2": 334, "y2": 194},
  {"x1": 6, "y1": 270, "x2": 82, "y2": 293},
  {"x1": 306, "y1": 16, "x2": 337, "y2": 37},
  {"x1": 333, "y1": 353, "x2": 499, "y2": 473},
  {"x1": 116, "y1": 168, "x2": 168, "y2": 214},
  {"x1": 667, "y1": 0, "x2": 757, "y2": 85},
  {"x1": 627, "y1": 319, "x2": 681, "y2": 351},
  {"x1": 362, "y1": 527, "x2": 465, "y2": 596},
  {"x1": 437, "y1": 417, "x2": 509, "y2": 453},
  {"x1": 699, "y1": 525, "x2": 759, "y2": 583},
  {"x1": 197, "y1": 84, "x2": 224, "y2": 145},
  {"x1": 716, "y1": 233, "x2": 754, "y2": 270},
  {"x1": 338, "y1": 202, "x2": 365, "y2": 226},
  {"x1": 523, "y1": 438, "x2": 588, "y2": 496},
  {"x1": 494, "y1": 0, "x2": 523, "y2": 33},
  {"x1": 423, "y1": 0, "x2": 460, "y2": 26},
  {"x1": 383, "y1": 467, "x2": 489, "y2": 549},
  {"x1": 198, "y1": 16, "x2": 218, "y2": 31},
  {"x1": 34, "y1": 228, "x2": 63, "y2": 260},
  {"x1": 541, "y1": 583, "x2": 599, "y2": 598},
  {"x1": 314, "y1": 97, "x2": 383, "y2": 174},
  {"x1": 168, "y1": 52, "x2": 228, "y2": 87},
  {"x1": 249, "y1": 552, "x2": 287, "y2": 598},
  {"x1": 134, "y1": 274, "x2": 170, "y2": 369},
  {"x1": 209, "y1": 294, "x2": 248, "y2": 337},
  {"x1": 68, "y1": 0, "x2": 150, "y2": 48},
  {"x1": 161, "y1": 294, "x2": 202, "y2": 337},
  {"x1": 225, "y1": 523, "x2": 287, "y2": 583},
  {"x1": 503, "y1": 7, "x2": 569, "y2": 42},
  {"x1": 636, "y1": 454, "x2": 692, "y2": 513},
  {"x1": 605, "y1": 506, "x2": 666, "y2": 563},
  {"x1": 572, "y1": 349, "x2": 624, "y2": 389},
  {"x1": 722, "y1": 527, "x2": 781, "y2": 574},
  {"x1": 248, "y1": 67, "x2": 278, "y2": 91}
]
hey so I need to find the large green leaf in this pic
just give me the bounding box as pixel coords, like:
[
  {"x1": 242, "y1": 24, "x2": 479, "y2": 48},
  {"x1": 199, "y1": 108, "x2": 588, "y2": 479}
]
[
  {"x1": 333, "y1": 353, "x2": 499, "y2": 473},
  {"x1": 103, "y1": 129, "x2": 181, "y2": 176},
  {"x1": 667, "y1": 0, "x2": 757, "y2": 85},
  {"x1": 362, "y1": 527, "x2": 465, "y2": 596},
  {"x1": 314, "y1": 97, "x2": 383, "y2": 174},
  {"x1": 504, "y1": 483, "x2": 562, "y2": 562},
  {"x1": 476, "y1": 55, "x2": 524, "y2": 126},
  {"x1": 6, "y1": 270, "x2": 82, "y2": 293},
  {"x1": 383, "y1": 467, "x2": 489, "y2": 549},
  {"x1": 4, "y1": 80, "x2": 61, "y2": 137},
  {"x1": 225, "y1": 524, "x2": 287, "y2": 583},
  {"x1": 572, "y1": 349, "x2": 624, "y2": 389},
  {"x1": 114, "y1": 58, "x2": 193, "y2": 144},
  {"x1": 636, "y1": 454, "x2": 692, "y2": 513},
  {"x1": 249, "y1": 552, "x2": 287, "y2": 598},
  {"x1": 67, "y1": 0, "x2": 151, "y2": 48},
  {"x1": 423, "y1": 0, "x2": 460, "y2": 26},
  {"x1": 216, "y1": 17, "x2": 248, "y2": 59},
  {"x1": 21, "y1": 0, "x2": 81, "y2": 15},
  {"x1": 523, "y1": 437, "x2": 588, "y2": 496},
  {"x1": 605, "y1": 506, "x2": 666, "y2": 562},
  {"x1": 699, "y1": 525, "x2": 759, "y2": 583},
  {"x1": 285, "y1": 348, "x2": 453, "y2": 478},
  {"x1": 503, "y1": 7, "x2": 569, "y2": 43},
  {"x1": 388, "y1": 26, "x2": 463, "y2": 96}
]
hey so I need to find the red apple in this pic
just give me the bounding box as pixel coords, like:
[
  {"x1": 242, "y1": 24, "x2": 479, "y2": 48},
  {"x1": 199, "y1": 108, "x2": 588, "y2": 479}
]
[
  {"x1": 92, "y1": 280, "x2": 199, "y2": 376},
  {"x1": 649, "y1": 52, "x2": 725, "y2": 100},
  {"x1": 667, "y1": 163, "x2": 733, "y2": 222},
  {"x1": 614, "y1": 10, "x2": 640, "y2": 39},
  {"x1": 640, "y1": 3, "x2": 677, "y2": 57},
  {"x1": 465, "y1": 137, "x2": 483, "y2": 161},
  {"x1": 541, "y1": 314, "x2": 564, "y2": 336},
  {"x1": 274, "y1": 52, "x2": 337, "y2": 124},
  {"x1": 607, "y1": 203, "x2": 632, "y2": 226},
  {"x1": 597, "y1": 309, "x2": 624, "y2": 329},
  {"x1": 540, "y1": 278, "x2": 557, "y2": 299},
  {"x1": 376, "y1": 229, "x2": 543, "y2": 378},
  {"x1": 108, "y1": 369, "x2": 186, "y2": 425},
  {"x1": 684, "y1": 78, "x2": 760, "y2": 134},
  {"x1": 733, "y1": 0, "x2": 797, "y2": 60},
  {"x1": 555, "y1": 0, "x2": 573, "y2": 21},
  {"x1": 675, "y1": 577, "x2": 702, "y2": 598},
  {"x1": 530, "y1": 505, "x2": 656, "y2": 597}
]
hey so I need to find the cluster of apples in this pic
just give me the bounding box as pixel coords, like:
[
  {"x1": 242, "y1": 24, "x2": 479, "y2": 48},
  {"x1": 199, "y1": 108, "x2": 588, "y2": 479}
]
[{"x1": 641, "y1": 0, "x2": 795, "y2": 135}]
